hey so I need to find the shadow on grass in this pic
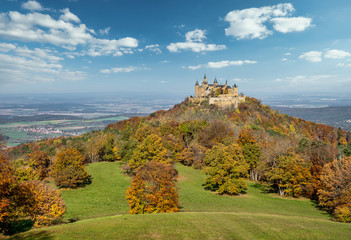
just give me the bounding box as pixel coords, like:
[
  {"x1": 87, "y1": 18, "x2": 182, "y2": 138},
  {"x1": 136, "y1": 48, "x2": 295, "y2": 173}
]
[
  {"x1": 310, "y1": 199, "x2": 333, "y2": 218},
  {"x1": 10, "y1": 230, "x2": 54, "y2": 240},
  {"x1": 1, "y1": 219, "x2": 34, "y2": 236},
  {"x1": 251, "y1": 182, "x2": 275, "y2": 194}
]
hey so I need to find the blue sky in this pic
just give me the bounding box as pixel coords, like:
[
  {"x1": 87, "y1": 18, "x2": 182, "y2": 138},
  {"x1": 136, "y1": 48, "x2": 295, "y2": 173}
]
[{"x1": 1, "y1": 0, "x2": 351, "y2": 99}]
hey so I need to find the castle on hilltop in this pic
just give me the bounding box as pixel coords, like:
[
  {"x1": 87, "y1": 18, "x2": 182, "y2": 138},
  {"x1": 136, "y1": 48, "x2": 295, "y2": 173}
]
[{"x1": 192, "y1": 74, "x2": 245, "y2": 108}]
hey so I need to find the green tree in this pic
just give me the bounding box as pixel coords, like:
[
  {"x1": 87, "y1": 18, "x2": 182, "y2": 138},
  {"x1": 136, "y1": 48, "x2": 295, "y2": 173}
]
[
  {"x1": 128, "y1": 134, "x2": 170, "y2": 172},
  {"x1": 204, "y1": 143, "x2": 249, "y2": 195},
  {"x1": 179, "y1": 120, "x2": 207, "y2": 147},
  {"x1": 236, "y1": 129, "x2": 261, "y2": 181},
  {"x1": 50, "y1": 148, "x2": 90, "y2": 188},
  {"x1": 265, "y1": 152, "x2": 311, "y2": 197}
]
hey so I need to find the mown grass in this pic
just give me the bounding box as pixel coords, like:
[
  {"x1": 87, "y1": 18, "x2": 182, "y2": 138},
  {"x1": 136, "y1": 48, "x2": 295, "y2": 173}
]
[
  {"x1": 177, "y1": 164, "x2": 329, "y2": 219},
  {"x1": 11, "y1": 162, "x2": 351, "y2": 240},
  {"x1": 61, "y1": 162, "x2": 130, "y2": 220}
]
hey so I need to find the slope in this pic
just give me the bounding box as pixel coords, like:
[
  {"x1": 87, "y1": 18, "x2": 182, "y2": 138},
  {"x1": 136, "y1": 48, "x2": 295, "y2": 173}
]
[{"x1": 12, "y1": 162, "x2": 351, "y2": 240}]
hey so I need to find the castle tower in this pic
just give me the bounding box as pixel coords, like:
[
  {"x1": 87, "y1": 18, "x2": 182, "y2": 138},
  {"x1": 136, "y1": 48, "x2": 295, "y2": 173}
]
[
  {"x1": 195, "y1": 80, "x2": 200, "y2": 98},
  {"x1": 233, "y1": 84, "x2": 238, "y2": 96},
  {"x1": 213, "y1": 78, "x2": 218, "y2": 87},
  {"x1": 202, "y1": 73, "x2": 208, "y2": 87}
]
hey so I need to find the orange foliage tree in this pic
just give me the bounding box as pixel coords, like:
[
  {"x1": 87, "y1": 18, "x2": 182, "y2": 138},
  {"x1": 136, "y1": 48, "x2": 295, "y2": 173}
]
[
  {"x1": 50, "y1": 148, "x2": 89, "y2": 188},
  {"x1": 126, "y1": 161, "x2": 179, "y2": 214},
  {"x1": 0, "y1": 154, "x2": 65, "y2": 234},
  {"x1": 24, "y1": 181, "x2": 65, "y2": 227},
  {"x1": 318, "y1": 157, "x2": 351, "y2": 222}
]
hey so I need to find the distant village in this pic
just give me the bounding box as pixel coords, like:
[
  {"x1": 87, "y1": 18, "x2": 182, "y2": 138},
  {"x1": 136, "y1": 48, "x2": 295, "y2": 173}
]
[{"x1": 17, "y1": 127, "x2": 79, "y2": 137}]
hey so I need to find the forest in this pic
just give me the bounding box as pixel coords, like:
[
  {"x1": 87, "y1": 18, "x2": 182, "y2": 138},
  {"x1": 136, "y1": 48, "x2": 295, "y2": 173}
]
[{"x1": 1, "y1": 96, "x2": 351, "y2": 237}]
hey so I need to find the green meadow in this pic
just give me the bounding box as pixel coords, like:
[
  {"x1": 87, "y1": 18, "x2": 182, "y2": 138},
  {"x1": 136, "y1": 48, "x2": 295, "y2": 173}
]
[{"x1": 12, "y1": 162, "x2": 351, "y2": 240}]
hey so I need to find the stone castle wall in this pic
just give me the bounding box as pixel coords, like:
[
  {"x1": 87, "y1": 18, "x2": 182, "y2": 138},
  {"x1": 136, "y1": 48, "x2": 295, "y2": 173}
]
[{"x1": 209, "y1": 95, "x2": 245, "y2": 108}]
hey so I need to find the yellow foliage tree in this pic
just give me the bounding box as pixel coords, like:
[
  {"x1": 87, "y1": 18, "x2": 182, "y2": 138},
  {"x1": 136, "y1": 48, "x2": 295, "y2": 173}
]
[
  {"x1": 128, "y1": 134, "x2": 170, "y2": 172},
  {"x1": 50, "y1": 148, "x2": 89, "y2": 188}
]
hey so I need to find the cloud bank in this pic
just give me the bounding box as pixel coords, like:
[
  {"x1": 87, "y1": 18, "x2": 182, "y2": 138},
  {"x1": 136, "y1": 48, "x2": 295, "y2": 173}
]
[{"x1": 225, "y1": 3, "x2": 312, "y2": 40}]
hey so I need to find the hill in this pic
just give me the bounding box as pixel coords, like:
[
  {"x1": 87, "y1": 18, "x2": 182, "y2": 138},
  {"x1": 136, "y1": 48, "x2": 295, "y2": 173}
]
[
  {"x1": 12, "y1": 162, "x2": 351, "y2": 240},
  {"x1": 3, "y1": 96, "x2": 351, "y2": 238}
]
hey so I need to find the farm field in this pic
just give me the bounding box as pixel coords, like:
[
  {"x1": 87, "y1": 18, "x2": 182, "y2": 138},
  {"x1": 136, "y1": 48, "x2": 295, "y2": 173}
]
[
  {"x1": 0, "y1": 116, "x2": 129, "y2": 146},
  {"x1": 12, "y1": 162, "x2": 351, "y2": 240}
]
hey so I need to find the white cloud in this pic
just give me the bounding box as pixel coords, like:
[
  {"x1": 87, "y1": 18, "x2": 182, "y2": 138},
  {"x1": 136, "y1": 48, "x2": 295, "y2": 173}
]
[
  {"x1": 100, "y1": 66, "x2": 148, "y2": 74},
  {"x1": 22, "y1": 1, "x2": 43, "y2": 11},
  {"x1": 99, "y1": 27, "x2": 110, "y2": 35},
  {"x1": 87, "y1": 37, "x2": 138, "y2": 57},
  {"x1": 224, "y1": 3, "x2": 312, "y2": 39},
  {"x1": 187, "y1": 60, "x2": 257, "y2": 70},
  {"x1": 299, "y1": 51, "x2": 322, "y2": 62},
  {"x1": 188, "y1": 65, "x2": 202, "y2": 70},
  {"x1": 0, "y1": 51, "x2": 86, "y2": 84},
  {"x1": 59, "y1": 8, "x2": 80, "y2": 23},
  {"x1": 0, "y1": 42, "x2": 16, "y2": 52},
  {"x1": 272, "y1": 17, "x2": 312, "y2": 33},
  {"x1": 299, "y1": 49, "x2": 351, "y2": 62},
  {"x1": 145, "y1": 44, "x2": 162, "y2": 54},
  {"x1": 185, "y1": 29, "x2": 206, "y2": 42},
  {"x1": 167, "y1": 29, "x2": 226, "y2": 53},
  {"x1": 14, "y1": 46, "x2": 63, "y2": 62},
  {"x1": 0, "y1": 11, "x2": 92, "y2": 46},
  {"x1": 337, "y1": 63, "x2": 351, "y2": 68},
  {"x1": 324, "y1": 49, "x2": 351, "y2": 59},
  {"x1": 276, "y1": 75, "x2": 334, "y2": 85},
  {"x1": 281, "y1": 58, "x2": 288, "y2": 62},
  {"x1": 0, "y1": 10, "x2": 139, "y2": 57},
  {"x1": 207, "y1": 60, "x2": 257, "y2": 68}
]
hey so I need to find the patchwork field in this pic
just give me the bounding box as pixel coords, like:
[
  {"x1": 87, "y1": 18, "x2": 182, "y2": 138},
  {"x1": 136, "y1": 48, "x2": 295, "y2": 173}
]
[
  {"x1": 0, "y1": 116, "x2": 129, "y2": 146},
  {"x1": 11, "y1": 162, "x2": 351, "y2": 240}
]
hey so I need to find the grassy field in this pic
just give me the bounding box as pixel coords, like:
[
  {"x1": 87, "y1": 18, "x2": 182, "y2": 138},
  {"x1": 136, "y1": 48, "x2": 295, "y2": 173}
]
[
  {"x1": 11, "y1": 162, "x2": 351, "y2": 240},
  {"x1": 61, "y1": 162, "x2": 130, "y2": 221}
]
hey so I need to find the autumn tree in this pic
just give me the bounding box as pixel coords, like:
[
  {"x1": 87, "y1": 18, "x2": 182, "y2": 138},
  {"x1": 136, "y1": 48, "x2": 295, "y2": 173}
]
[
  {"x1": 299, "y1": 139, "x2": 335, "y2": 198},
  {"x1": 98, "y1": 133, "x2": 117, "y2": 162},
  {"x1": 27, "y1": 150, "x2": 51, "y2": 180},
  {"x1": 0, "y1": 154, "x2": 65, "y2": 234},
  {"x1": 24, "y1": 181, "x2": 65, "y2": 227},
  {"x1": 265, "y1": 152, "x2": 311, "y2": 197},
  {"x1": 204, "y1": 143, "x2": 249, "y2": 195},
  {"x1": 236, "y1": 129, "x2": 261, "y2": 181},
  {"x1": 176, "y1": 147, "x2": 195, "y2": 166},
  {"x1": 179, "y1": 120, "x2": 207, "y2": 147},
  {"x1": 198, "y1": 120, "x2": 233, "y2": 149},
  {"x1": 0, "y1": 154, "x2": 23, "y2": 234},
  {"x1": 126, "y1": 161, "x2": 179, "y2": 214},
  {"x1": 318, "y1": 157, "x2": 351, "y2": 222},
  {"x1": 128, "y1": 134, "x2": 170, "y2": 172},
  {"x1": 50, "y1": 148, "x2": 90, "y2": 188}
]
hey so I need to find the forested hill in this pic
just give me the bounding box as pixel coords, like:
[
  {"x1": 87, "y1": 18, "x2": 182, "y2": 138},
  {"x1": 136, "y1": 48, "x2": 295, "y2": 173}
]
[
  {"x1": 107, "y1": 96, "x2": 351, "y2": 146},
  {"x1": 4, "y1": 96, "x2": 351, "y2": 227}
]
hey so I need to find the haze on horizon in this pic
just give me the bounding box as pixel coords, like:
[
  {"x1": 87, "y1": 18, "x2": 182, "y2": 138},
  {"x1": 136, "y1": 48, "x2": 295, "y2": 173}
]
[{"x1": 1, "y1": 0, "x2": 351, "y2": 98}]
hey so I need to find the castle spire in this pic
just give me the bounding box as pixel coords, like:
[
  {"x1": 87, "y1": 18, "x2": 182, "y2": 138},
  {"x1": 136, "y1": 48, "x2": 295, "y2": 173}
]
[
  {"x1": 203, "y1": 73, "x2": 207, "y2": 83},
  {"x1": 195, "y1": 80, "x2": 199, "y2": 86}
]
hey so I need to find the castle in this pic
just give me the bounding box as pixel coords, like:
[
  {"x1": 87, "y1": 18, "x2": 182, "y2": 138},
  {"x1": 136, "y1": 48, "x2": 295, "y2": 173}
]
[{"x1": 192, "y1": 74, "x2": 245, "y2": 108}]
